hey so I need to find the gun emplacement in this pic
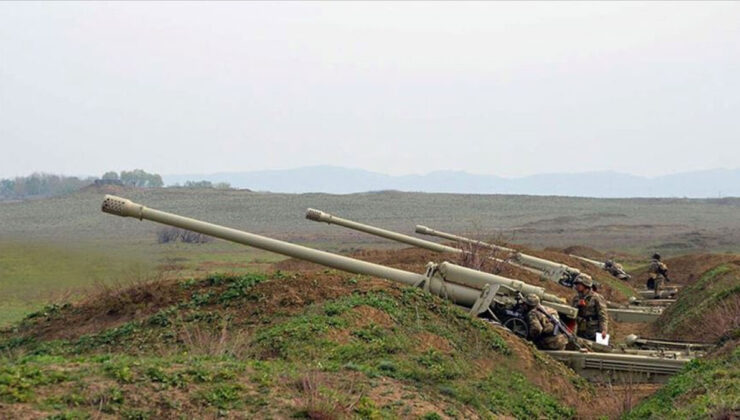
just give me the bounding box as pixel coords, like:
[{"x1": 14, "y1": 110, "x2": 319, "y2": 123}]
[{"x1": 101, "y1": 195, "x2": 574, "y2": 318}]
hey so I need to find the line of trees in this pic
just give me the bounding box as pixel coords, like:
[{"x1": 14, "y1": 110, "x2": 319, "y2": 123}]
[
  {"x1": 0, "y1": 173, "x2": 94, "y2": 200},
  {"x1": 102, "y1": 170, "x2": 163, "y2": 188},
  {"x1": 1, "y1": 169, "x2": 237, "y2": 200}
]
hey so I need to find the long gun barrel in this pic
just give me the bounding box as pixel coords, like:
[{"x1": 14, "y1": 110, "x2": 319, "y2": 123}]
[
  {"x1": 416, "y1": 225, "x2": 581, "y2": 286},
  {"x1": 415, "y1": 225, "x2": 516, "y2": 254},
  {"x1": 569, "y1": 254, "x2": 606, "y2": 269},
  {"x1": 101, "y1": 196, "x2": 573, "y2": 318},
  {"x1": 307, "y1": 209, "x2": 462, "y2": 254},
  {"x1": 306, "y1": 209, "x2": 543, "y2": 276}
]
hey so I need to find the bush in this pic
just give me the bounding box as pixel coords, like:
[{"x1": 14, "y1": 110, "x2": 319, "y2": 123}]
[{"x1": 156, "y1": 227, "x2": 213, "y2": 244}]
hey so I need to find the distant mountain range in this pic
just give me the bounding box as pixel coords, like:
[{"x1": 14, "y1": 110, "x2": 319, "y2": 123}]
[{"x1": 163, "y1": 166, "x2": 740, "y2": 198}]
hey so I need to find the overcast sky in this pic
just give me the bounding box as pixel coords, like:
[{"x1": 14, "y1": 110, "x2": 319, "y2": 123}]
[{"x1": 1, "y1": 2, "x2": 738, "y2": 179}]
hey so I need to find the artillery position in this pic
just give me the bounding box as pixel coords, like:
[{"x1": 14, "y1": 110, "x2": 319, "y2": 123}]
[
  {"x1": 306, "y1": 209, "x2": 664, "y2": 323},
  {"x1": 101, "y1": 195, "x2": 705, "y2": 383}
]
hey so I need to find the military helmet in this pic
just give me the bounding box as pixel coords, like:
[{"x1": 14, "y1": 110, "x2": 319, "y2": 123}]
[
  {"x1": 604, "y1": 259, "x2": 614, "y2": 267},
  {"x1": 524, "y1": 294, "x2": 540, "y2": 306},
  {"x1": 652, "y1": 253, "x2": 661, "y2": 260},
  {"x1": 573, "y1": 274, "x2": 593, "y2": 288}
]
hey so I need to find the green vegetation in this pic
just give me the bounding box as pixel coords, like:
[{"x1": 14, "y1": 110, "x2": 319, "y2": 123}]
[
  {"x1": 2, "y1": 188, "x2": 739, "y2": 254},
  {"x1": 0, "y1": 241, "x2": 154, "y2": 327},
  {"x1": 624, "y1": 344, "x2": 739, "y2": 419},
  {"x1": 657, "y1": 263, "x2": 740, "y2": 341},
  {"x1": 0, "y1": 272, "x2": 582, "y2": 418},
  {"x1": 117, "y1": 169, "x2": 164, "y2": 188},
  {"x1": 623, "y1": 261, "x2": 740, "y2": 419},
  {"x1": 0, "y1": 173, "x2": 93, "y2": 200},
  {"x1": 0, "y1": 239, "x2": 287, "y2": 327}
]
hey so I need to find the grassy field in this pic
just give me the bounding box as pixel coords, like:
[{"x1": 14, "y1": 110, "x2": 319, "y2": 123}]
[
  {"x1": 0, "y1": 198, "x2": 738, "y2": 418},
  {"x1": 0, "y1": 239, "x2": 296, "y2": 327},
  {"x1": 1, "y1": 186, "x2": 738, "y2": 325},
  {"x1": 1, "y1": 187, "x2": 739, "y2": 253}
]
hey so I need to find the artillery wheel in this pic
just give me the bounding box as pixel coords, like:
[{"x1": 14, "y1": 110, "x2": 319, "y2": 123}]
[{"x1": 503, "y1": 318, "x2": 528, "y2": 338}]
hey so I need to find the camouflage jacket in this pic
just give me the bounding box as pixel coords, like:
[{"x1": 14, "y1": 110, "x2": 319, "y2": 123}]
[
  {"x1": 526, "y1": 306, "x2": 560, "y2": 339},
  {"x1": 649, "y1": 260, "x2": 668, "y2": 277},
  {"x1": 605, "y1": 262, "x2": 623, "y2": 273},
  {"x1": 570, "y1": 290, "x2": 608, "y2": 334}
]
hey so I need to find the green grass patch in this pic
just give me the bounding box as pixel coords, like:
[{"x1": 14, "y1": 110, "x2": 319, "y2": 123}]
[
  {"x1": 658, "y1": 264, "x2": 739, "y2": 337},
  {"x1": 625, "y1": 345, "x2": 740, "y2": 419}
]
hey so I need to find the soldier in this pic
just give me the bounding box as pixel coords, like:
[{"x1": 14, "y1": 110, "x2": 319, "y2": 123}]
[
  {"x1": 523, "y1": 294, "x2": 568, "y2": 350},
  {"x1": 648, "y1": 253, "x2": 670, "y2": 298},
  {"x1": 570, "y1": 274, "x2": 609, "y2": 341},
  {"x1": 604, "y1": 259, "x2": 631, "y2": 281}
]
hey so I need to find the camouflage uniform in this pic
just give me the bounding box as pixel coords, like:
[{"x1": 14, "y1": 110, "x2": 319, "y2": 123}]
[
  {"x1": 604, "y1": 260, "x2": 630, "y2": 280},
  {"x1": 526, "y1": 306, "x2": 568, "y2": 350},
  {"x1": 570, "y1": 290, "x2": 609, "y2": 340},
  {"x1": 648, "y1": 259, "x2": 669, "y2": 298}
]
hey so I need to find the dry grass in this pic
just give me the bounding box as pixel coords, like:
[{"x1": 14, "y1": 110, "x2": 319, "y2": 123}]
[
  {"x1": 453, "y1": 234, "x2": 512, "y2": 274},
  {"x1": 585, "y1": 375, "x2": 659, "y2": 420},
  {"x1": 685, "y1": 295, "x2": 740, "y2": 343},
  {"x1": 178, "y1": 321, "x2": 251, "y2": 358},
  {"x1": 293, "y1": 372, "x2": 362, "y2": 420}
]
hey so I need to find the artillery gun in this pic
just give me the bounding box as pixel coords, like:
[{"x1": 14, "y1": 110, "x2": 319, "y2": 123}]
[
  {"x1": 569, "y1": 254, "x2": 631, "y2": 280},
  {"x1": 305, "y1": 209, "x2": 544, "y2": 277},
  {"x1": 414, "y1": 225, "x2": 581, "y2": 287},
  {"x1": 102, "y1": 195, "x2": 572, "y2": 328},
  {"x1": 306, "y1": 210, "x2": 662, "y2": 323},
  {"x1": 623, "y1": 335, "x2": 713, "y2": 355},
  {"x1": 100, "y1": 195, "x2": 693, "y2": 383}
]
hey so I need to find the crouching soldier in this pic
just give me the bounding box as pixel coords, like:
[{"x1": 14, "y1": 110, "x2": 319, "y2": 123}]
[
  {"x1": 523, "y1": 294, "x2": 568, "y2": 350},
  {"x1": 571, "y1": 275, "x2": 609, "y2": 341},
  {"x1": 604, "y1": 259, "x2": 631, "y2": 280}
]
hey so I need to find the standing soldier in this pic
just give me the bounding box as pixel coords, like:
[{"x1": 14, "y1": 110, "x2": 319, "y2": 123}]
[
  {"x1": 523, "y1": 294, "x2": 568, "y2": 350},
  {"x1": 570, "y1": 274, "x2": 609, "y2": 341},
  {"x1": 648, "y1": 253, "x2": 670, "y2": 298}
]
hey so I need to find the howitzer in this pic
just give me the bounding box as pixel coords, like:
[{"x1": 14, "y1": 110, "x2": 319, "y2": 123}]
[
  {"x1": 307, "y1": 210, "x2": 662, "y2": 323},
  {"x1": 570, "y1": 254, "x2": 631, "y2": 281},
  {"x1": 623, "y1": 334, "x2": 713, "y2": 355},
  {"x1": 412, "y1": 226, "x2": 667, "y2": 322},
  {"x1": 305, "y1": 209, "x2": 543, "y2": 277},
  {"x1": 415, "y1": 225, "x2": 581, "y2": 287},
  {"x1": 101, "y1": 196, "x2": 691, "y2": 384},
  {"x1": 101, "y1": 196, "x2": 574, "y2": 321}
]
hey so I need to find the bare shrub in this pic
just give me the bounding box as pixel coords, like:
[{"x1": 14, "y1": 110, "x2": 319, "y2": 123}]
[
  {"x1": 685, "y1": 294, "x2": 740, "y2": 343},
  {"x1": 178, "y1": 321, "x2": 250, "y2": 358},
  {"x1": 157, "y1": 227, "x2": 213, "y2": 244},
  {"x1": 585, "y1": 374, "x2": 656, "y2": 420},
  {"x1": 453, "y1": 232, "x2": 513, "y2": 275},
  {"x1": 293, "y1": 372, "x2": 361, "y2": 420}
]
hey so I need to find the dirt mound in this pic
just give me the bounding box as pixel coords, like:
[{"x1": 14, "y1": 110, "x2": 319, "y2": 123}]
[
  {"x1": 0, "y1": 270, "x2": 594, "y2": 419},
  {"x1": 8, "y1": 279, "x2": 193, "y2": 341},
  {"x1": 4, "y1": 272, "x2": 394, "y2": 345},
  {"x1": 655, "y1": 259, "x2": 740, "y2": 343}
]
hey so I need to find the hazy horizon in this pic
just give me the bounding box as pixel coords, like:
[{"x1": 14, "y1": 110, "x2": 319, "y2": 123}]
[{"x1": 2, "y1": 2, "x2": 739, "y2": 179}]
